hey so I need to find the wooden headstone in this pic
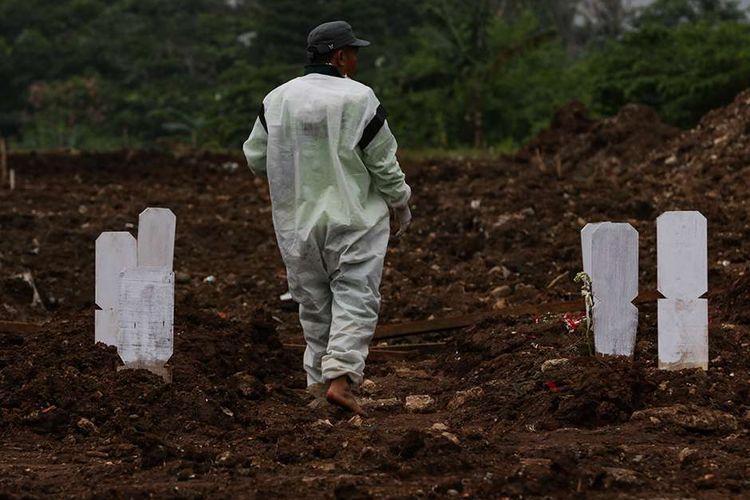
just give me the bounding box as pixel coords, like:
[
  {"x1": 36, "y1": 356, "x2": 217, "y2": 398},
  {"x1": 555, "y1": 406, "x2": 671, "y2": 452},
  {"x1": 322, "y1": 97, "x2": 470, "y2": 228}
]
[
  {"x1": 137, "y1": 208, "x2": 176, "y2": 269},
  {"x1": 657, "y1": 211, "x2": 708, "y2": 370},
  {"x1": 0, "y1": 137, "x2": 7, "y2": 187},
  {"x1": 583, "y1": 223, "x2": 639, "y2": 356},
  {"x1": 118, "y1": 267, "x2": 174, "y2": 382},
  {"x1": 95, "y1": 232, "x2": 137, "y2": 346}
]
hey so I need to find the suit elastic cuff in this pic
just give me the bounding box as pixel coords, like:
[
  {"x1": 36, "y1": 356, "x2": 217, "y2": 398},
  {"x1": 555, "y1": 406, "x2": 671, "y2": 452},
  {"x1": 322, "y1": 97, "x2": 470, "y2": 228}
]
[{"x1": 388, "y1": 184, "x2": 411, "y2": 208}]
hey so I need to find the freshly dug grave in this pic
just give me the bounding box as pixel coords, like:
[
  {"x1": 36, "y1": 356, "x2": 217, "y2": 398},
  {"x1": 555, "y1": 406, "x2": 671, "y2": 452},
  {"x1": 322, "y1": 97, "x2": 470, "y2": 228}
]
[{"x1": 2, "y1": 91, "x2": 750, "y2": 497}]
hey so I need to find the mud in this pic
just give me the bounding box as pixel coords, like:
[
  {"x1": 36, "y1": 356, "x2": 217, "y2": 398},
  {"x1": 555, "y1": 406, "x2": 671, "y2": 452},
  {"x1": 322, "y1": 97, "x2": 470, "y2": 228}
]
[{"x1": 3, "y1": 92, "x2": 750, "y2": 497}]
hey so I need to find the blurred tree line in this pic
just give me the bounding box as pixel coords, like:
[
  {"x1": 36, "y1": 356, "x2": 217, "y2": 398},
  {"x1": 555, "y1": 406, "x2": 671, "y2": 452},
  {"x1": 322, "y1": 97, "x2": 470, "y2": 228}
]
[{"x1": 0, "y1": 0, "x2": 747, "y2": 150}]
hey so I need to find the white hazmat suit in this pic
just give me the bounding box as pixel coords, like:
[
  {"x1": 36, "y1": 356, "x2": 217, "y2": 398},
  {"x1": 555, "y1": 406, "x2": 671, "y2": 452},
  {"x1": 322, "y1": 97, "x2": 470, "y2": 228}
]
[{"x1": 243, "y1": 65, "x2": 411, "y2": 386}]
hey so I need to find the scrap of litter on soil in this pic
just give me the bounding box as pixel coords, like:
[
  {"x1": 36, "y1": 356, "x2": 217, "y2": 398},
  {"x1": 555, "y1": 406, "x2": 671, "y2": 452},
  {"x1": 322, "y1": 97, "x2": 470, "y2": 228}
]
[{"x1": 3, "y1": 91, "x2": 750, "y2": 497}]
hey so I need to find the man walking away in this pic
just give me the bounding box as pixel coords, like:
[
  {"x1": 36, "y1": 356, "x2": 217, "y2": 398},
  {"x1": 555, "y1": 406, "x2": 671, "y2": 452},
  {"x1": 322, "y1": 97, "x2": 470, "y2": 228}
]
[{"x1": 243, "y1": 21, "x2": 411, "y2": 416}]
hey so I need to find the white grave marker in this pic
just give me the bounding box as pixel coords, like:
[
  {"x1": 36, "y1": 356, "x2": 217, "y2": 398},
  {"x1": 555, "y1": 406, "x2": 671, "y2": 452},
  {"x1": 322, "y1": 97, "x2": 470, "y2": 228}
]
[
  {"x1": 581, "y1": 222, "x2": 607, "y2": 274},
  {"x1": 95, "y1": 232, "x2": 137, "y2": 346},
  {"x1": 582, "y1": 223, "x2": 639, "y2": 356},
  {"x1": 137, "y1": 208, "x2": 176, "y2": 269},
  {"x1": 95, "y1": 208, "x2": 177, "y2": 381},
  {"x1": 657, "y1": 211, "x2": 708, "y2": 370},
  {"x1": 118, "y1": 267, "x2": 175, "y2": 382}
]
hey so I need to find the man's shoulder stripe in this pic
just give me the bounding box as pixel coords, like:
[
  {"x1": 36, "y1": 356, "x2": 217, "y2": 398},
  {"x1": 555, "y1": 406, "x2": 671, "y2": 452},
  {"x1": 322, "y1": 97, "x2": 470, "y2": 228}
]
[{"x1": 358, "y1": 104, "x2": 386, "y2": 150}]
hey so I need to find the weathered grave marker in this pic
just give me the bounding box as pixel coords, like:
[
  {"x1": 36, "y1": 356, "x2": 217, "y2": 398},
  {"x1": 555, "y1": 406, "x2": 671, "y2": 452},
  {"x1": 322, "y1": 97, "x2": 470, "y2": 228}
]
[
  {"x1": 118, "y1": 267, "x2": 174, "y2": 382},
  {"x1": 137, "y1": 208, "x2": 176, "y2": 269},
  {"x1": 95, "y1": 208, "x2": 176, "y2": 381},
  {"x1": 582, "y1": 223, "x2": 639, "y2": 356},
  {"x1": 95, "y1": 232, "x2": 137, "y2": 346},
  {"x1": 581, "y1": 222, "x2": 607, "y2": 274},
  {"x1": 657, "y1": 211, "x2": 708, "y2": 370}
]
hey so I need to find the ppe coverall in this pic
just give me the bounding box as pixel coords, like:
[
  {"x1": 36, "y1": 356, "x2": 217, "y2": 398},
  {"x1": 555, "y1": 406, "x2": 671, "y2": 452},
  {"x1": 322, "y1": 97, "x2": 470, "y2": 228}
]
[{"x1": 243, "y1": 67, "x2": 411, "y2": 386}]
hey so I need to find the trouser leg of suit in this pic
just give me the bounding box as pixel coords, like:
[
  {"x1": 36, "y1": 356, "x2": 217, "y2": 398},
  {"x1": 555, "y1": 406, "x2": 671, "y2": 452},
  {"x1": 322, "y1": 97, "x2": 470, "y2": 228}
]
[
  {"x1": 298, "y1": 282, "x2": 331, "y2": 387},
  {"x1": 286, "y1": 230, "x2": 332, "y2": 387},
  {"x1": 321, "y1": 216, "x2": 390, "y2": 386}
]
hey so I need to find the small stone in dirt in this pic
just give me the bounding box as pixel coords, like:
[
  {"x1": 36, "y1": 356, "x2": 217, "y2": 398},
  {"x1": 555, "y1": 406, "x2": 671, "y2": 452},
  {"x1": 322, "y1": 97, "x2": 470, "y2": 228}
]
[
  {"x1": 431, "y1": 422, "x2": 449, "y2": 431},
  {"x1": 490, "y1": 285, "x2": 512, "y2": 298},
  {"x1": 489, "y1": 265, "x2": 513, "y2": 279},
  {"x1": 602, "y1": 467, "x2": 641, "y2": 488},
  {"x1": 631, "y1": 405, "x2": 738, "y2": 434},
  {"x1": 313, "y1": 419, "x2": 333, "y2": 428},
  {"x1": 348, "y1": 415, "x2": 364, "y2": 428},
  {"x1": 441, "y1": 432, "x2": 460, "y2": 445},
  {"x1": 695, "y1": 473, "x2": 717, "y2": 489},
  {"x1": 360, "y1": 379, "x2": 377, "y2": 395},
  {"x1": 447, "y1": 386, "x2": 484, "y2": 410},
  {"x1": 216, "y1": 451, "x2": 232, "y2": 463},
  {"x1": 362, "y1": 397, "x2": 401, "y2": 410},
  {"x1": 176, "y1": 468, "x2": 196, "y2": 481},
  {"x1": 232, "y1": 372, "x2": 265, "y2": 399},
  {"x1": 76, "y1": 417, "x2": 98, "y2": 435},
  {"x1": 175, "y1": 272, "x2": 191, "y2": 284},
  {"x1": 405, "y1": 395, "x2": 435, "y2": 413},
  {"x1": 541, "y1": 358, "x2": 569, "y2": 372},
  {"x1": 678, "y1": 447, "x2": 698, "y2": 464}
]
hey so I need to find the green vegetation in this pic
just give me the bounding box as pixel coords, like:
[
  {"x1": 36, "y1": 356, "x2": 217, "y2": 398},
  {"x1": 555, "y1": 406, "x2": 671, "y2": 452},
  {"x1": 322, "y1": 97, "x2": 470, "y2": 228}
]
[{"x1": 0, "y1": 0, "x2": 747, "y2": 151}]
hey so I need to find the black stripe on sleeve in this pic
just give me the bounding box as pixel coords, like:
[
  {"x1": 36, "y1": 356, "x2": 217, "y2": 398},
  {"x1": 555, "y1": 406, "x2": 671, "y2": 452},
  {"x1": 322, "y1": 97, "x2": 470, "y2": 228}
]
[
  {"x1": 358, "y1": 104, "x2": 387, "y2": 150},
  {"x1": 258, "y1": 103, "x2": 268, "y2": 133}
]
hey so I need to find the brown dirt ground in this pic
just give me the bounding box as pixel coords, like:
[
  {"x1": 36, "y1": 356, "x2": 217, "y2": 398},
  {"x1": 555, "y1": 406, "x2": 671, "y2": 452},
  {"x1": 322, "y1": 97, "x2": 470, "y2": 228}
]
[{"x1": 2, "y1": 91, "x2": 750, "y2": 498}]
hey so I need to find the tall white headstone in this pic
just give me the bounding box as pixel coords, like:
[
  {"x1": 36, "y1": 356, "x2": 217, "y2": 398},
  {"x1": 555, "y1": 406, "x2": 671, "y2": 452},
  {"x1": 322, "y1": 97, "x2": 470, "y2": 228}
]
[
  {"x1": 118, "y1": 267, "x2": 175, "y2": 381},
  {"x1": 583, "y1": 223, "x2": 639, "y2": 356},
  {"x1": 95, "y1": 232, "x2": 137, "y2": 346},
  {"x1": 137, "y1": 208, "x2": 176, "y2": 269},
  {"x1": 657, "y1": 211, "x2": 708, "y2": 370}
]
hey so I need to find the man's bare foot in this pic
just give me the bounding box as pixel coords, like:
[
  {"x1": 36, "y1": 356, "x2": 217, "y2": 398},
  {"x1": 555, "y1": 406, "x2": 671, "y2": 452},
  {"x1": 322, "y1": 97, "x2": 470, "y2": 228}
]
[
  {"x1": 306, "y1": 382, "x2": 329, "y2": 409},
  {"x1": 326, "y1": 376, "x2": 368, "y2": 417}
]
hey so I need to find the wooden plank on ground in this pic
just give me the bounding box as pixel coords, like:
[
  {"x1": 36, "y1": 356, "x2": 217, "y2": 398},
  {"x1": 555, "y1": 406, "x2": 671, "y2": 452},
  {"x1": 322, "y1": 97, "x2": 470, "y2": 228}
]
[
  {"x1": 282, "y1": 344, "x2": 414, "y2": 361},
  {"x1": 374, "y1": 290, "x2": 663, "y2": 341},
  {"x1": 0, "y1": 321, "x2": 41, "y2": 334},
  {"x1": 370, "y1": 342, "x2": 446, "y2": 353}
]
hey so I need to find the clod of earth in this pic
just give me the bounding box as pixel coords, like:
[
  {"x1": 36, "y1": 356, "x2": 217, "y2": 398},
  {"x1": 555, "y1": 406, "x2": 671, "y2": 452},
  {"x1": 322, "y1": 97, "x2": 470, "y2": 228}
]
[
  {"x1": 630, "y1": 405, "x2": 739, "y2": 434},
  {"x1": 404, "y1": 395, "x2": 436, "y2": 413}
]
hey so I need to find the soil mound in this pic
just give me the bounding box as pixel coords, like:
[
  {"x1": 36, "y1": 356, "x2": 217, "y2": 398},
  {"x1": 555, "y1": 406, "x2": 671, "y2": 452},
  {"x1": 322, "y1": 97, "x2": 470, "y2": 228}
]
[
  {"x1": 518, "y1": 101, "x2": 679, "y2": 177},
  {"x1": 440, "y1": 314, "x2": 749, "y2": 434},
  {"x1": 0, "y1": 310, "x2": 297, "y2": 444},
  {"x1": 634, "y1": 89, "x2": 750, "y2": 206}
]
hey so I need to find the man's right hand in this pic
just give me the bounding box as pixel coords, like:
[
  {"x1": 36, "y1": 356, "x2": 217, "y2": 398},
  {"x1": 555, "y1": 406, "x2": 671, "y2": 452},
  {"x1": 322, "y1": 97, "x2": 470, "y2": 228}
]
[{"x1": 394, "y1": 205, "x2": 411, "y2": 238}]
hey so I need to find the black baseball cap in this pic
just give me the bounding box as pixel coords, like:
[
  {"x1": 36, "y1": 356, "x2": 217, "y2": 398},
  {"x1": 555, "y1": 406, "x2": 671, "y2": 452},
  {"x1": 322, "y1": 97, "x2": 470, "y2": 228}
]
[{"x1": 306, "y1": 21, "x2": 370, "y2": 55}]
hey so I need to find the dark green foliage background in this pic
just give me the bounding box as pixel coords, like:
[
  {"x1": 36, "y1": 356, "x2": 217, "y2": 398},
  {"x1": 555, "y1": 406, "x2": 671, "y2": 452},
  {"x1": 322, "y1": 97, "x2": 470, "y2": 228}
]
[{"x1": 0, "y1": 0, "x2": 747, "y2": 150}]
